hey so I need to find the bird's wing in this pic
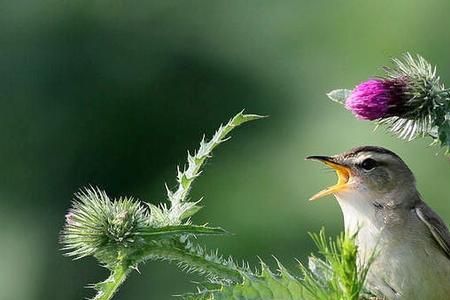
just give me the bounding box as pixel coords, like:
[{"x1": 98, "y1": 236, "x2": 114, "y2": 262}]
[{"x1": 415, "y1": 202, "x2": 450, "y2": 259}]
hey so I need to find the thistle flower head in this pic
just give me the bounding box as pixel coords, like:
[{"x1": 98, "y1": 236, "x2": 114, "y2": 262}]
[
  {"x1": 330, "y1": 53, "x2": 450, "y2": 143},
  {"x1": 345, "y1": 78, "x2": 408, "y2": 120}
]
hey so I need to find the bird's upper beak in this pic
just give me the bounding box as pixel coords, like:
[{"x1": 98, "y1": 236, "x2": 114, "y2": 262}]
[{"x1": 306, "y1": 156, "x2": 351, "y2": 201}]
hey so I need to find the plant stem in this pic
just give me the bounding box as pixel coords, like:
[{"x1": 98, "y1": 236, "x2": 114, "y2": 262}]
[
  {"x1": 93, "y1": 242, "x2": 242, "y2": 300},
  {"x1": 149, "y1": 246, "x2": 242, "y2": 282},
  {"x1": 94, "y1": 263, "x2": 131, "y2": 300},
  {"x1": 131, "y1": 243, "x2": 243, "y2": 283}
]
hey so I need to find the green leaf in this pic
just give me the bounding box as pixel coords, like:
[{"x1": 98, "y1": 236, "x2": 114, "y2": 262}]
[
  {"x1": 184, "y1": 230, "x2": 375, "y2": 300},
  {"x1": 179, "y1": 205, "x2": 203, "y2": 220},
  {"x1": 182, "y1": 262, "x2": 305, "y2": 300},
  {"x1": 166, "y1": 111, "x2": 266, "y2": 223},
  {"x1": 301, "y1": 229, "x2": 374, "y2": 300},
  {"x1": 136, "y1": 225, "x2": 228, "y2": 237},
  {"x1": 327, "y1": 89, "x2": 352, "y2": 104},
  {"x1": 136, "y1": 238, "x2": 243, "y2": 283}
]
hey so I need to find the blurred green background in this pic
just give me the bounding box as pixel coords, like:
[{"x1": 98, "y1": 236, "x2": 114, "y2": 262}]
[{"x1": 2, "y1": 1, "x2": 450, "y2": 299}]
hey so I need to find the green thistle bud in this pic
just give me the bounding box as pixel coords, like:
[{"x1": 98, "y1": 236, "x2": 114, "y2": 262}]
[{"x1": 61, "y1": 187, "x2": 148, "y2": 265}]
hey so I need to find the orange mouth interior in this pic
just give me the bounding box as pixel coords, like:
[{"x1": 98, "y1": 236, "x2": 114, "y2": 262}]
[{"x1": 310, "y1": 161, "x2": 351, "y2": 201}]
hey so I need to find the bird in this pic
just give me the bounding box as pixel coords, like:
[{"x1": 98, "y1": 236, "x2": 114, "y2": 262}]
[{"x1": 307, "y1": 146, "x2": 450, "y2": 299}]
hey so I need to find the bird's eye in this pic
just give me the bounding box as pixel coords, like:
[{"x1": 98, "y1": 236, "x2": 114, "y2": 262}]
[{"x1": 361, "y1": 158, "x2": 377, "y2": 171}]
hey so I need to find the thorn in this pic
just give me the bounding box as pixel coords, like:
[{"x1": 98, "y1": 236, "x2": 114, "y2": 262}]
[{"x1": 131, "y1": 265, "x2": 141, "y2": 274}]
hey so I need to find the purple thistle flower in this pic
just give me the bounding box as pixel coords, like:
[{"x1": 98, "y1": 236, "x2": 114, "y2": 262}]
[
  {"x1": 345, "y1": 78, "x2": 408, "y2": 120},
  {"x1": 329, "y1": 54, "x2": 450, "y2": 142}
]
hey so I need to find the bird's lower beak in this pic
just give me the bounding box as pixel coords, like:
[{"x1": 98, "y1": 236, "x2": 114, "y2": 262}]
[{"x1": 306, "y1": 156, "x2": 351, "y2": 201}]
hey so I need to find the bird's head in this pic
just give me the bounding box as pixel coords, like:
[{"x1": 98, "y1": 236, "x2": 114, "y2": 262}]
[{"x1": 307, "y1": 146, "x2": 416, "y2": 206}]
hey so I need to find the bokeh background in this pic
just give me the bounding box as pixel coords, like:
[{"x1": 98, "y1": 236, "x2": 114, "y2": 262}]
[{"x1": 2, "y1": 1, "x2": 450, "y2": 299}]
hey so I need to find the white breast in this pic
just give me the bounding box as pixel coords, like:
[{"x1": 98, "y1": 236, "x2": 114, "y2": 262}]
[{"x1": 335, "y1": 192, "x2": 450, "y2": 299}]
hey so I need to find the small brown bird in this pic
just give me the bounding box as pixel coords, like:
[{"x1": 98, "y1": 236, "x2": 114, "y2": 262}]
[{"x1": 308, "y1": 146, "x2": 450, "y2": 299}]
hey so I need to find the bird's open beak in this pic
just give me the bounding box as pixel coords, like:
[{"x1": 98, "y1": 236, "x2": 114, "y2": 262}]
[{"x1": 306, "y1": 156, "x2": 351, "y2": 201}]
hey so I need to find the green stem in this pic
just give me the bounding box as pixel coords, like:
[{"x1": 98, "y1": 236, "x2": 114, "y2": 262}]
[
  {"x1": 132, "y1": 243, "x2": 243, "y2": 283},
  {"x1": 92, "y1": 242, "x2": 242, "y2": 300},
  {"x1": 150, "y1": 247, "x2": 242, "y2": 282},
  {"x1": 93, "y1": 263, "x2": 131, "y2": 300}
]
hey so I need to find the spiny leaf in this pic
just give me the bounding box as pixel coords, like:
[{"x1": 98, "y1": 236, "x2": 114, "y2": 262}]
[
  {"x1": 182, "y1": 261, "x2": 304, "y2": 300},
  {"x1": 166, "y1": 111, "x2": 266, "y2": 224},
  {"x1": 136, "y1": 225, "x2": 228, "y2": 237},
  {"x1": 300, "y1": 229, "x2": 373, "y2": 300},
  {"x1": 137, "y1": 238, "x2": 243, "y2": 283},
  {"x1": 184, "y1": 231, "x2": 375, "y2": 300}
]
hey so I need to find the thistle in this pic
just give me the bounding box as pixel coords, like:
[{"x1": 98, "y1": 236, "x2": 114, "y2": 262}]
[
  {"x1": 60, "y1": 112, "x2": 375, "y2": 300},
  {"x1": 60, "y1": 111, "x2": 264, "y2": 299},
  {"x1": 328, "y1": 53, "x2": 450, "y2": 149}
]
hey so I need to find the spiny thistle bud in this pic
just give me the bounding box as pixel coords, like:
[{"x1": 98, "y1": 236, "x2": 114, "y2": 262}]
[
  {"x1": 61, "y1": 187, "x2": 229, "y2": 268},
  {"x1": 61, "y1": 187, "x2": 148, "y2": 265},
  {"x1": 328, "y1": 53, "x2": 450, "y2": 145}
]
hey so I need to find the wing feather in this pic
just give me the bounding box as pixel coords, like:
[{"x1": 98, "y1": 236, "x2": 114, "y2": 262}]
[{"x1": 415, "y1": 202, "x2": 450, "y2": 259}]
